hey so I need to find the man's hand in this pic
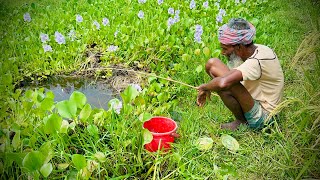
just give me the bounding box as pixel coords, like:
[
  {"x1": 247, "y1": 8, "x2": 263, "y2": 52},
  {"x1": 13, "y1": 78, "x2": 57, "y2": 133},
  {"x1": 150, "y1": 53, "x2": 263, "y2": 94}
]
[{"x1": 196, "y1": 89, "x2": 211, "y2": 107}]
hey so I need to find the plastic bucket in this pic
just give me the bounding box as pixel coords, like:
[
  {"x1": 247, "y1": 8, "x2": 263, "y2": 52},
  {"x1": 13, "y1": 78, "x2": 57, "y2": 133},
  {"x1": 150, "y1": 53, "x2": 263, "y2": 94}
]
[{"x1": 143, "y1": 116, "x2": 179, "y2": 152}]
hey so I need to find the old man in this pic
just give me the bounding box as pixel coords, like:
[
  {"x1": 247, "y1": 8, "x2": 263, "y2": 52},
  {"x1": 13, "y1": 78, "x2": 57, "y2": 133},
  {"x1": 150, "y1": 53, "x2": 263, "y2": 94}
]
[{"x1": 197, "y1": 18, "x2": 284, "y2": 130}]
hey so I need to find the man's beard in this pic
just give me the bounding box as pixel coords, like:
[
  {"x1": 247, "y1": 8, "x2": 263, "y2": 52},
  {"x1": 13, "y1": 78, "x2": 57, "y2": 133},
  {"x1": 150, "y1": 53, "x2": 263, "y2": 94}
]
[{"x1": 227, "y1": 52, "x2": 243, "y2": 69}]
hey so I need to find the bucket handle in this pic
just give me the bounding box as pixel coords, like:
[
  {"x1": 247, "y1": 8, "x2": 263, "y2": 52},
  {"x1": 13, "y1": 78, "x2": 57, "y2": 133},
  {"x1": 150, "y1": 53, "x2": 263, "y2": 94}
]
[{"x1": 171, "y1": 132, "x2": 180, "y2": 138}]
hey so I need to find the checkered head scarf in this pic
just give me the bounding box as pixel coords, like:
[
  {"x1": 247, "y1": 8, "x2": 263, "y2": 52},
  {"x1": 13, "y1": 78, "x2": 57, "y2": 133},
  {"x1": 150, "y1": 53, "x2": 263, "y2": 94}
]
[{"x1": 218, "y1": 18, "x2": 256, "y2": 45}]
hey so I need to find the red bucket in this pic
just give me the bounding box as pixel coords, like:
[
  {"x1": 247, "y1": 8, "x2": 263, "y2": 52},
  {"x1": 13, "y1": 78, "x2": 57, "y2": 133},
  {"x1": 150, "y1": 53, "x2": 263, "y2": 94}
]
[{"x1": 143, "y1": 116, "x2": 179, "y2": 152}]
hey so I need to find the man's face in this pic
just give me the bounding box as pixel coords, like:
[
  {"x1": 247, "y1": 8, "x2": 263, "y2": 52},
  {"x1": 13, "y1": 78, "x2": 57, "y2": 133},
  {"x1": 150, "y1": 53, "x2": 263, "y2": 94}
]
[
  {"x1": 220, "y1": 43, "x2": 235, "y2": 58},
  {"x1": 220, "y1": 43, "x2": 243, "y2": 68}
]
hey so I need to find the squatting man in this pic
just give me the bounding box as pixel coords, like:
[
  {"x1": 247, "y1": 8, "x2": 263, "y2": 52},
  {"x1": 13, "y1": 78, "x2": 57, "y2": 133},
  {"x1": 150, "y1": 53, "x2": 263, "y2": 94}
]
[{"x1": 196, "y1": 18, "x2": 284, "y2": 130}]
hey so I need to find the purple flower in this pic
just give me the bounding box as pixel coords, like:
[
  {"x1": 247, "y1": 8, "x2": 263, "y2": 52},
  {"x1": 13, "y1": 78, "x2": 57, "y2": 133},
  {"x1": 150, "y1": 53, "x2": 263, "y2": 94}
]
[
  {"x1": 174, "y1": 14, "x2": 180, "y2": 23},
  {"x1": 102, "y1": 17, "x2": 110, "y2": 26},
  {"x1": 203, "y1": 1, "x2": 209, "y2": 8},
  {"x1": 23, "y1": 13, "x2": 31, "y2": 22},
  {"x1": 175, "y1": 10, "x2": 180, "y2": 15},
  {"x1": 194, "y1": 33, "x2": 201, "y2": 43},
  {"x1": 190, "y1": 0, "x2": 196, "y2": 9},
  {"x1": 76, "y1": 14, "x2": 83, "y2": 23},
  {"x1": 158, "y1": 0, "x2": 163, "y2": 5},
  {"x1": 107, "y1": 45, "x2": 118, "y2": 52},
  {"x1": 195, "y1": 25, "x2": 203, "y2": 34},
  {"x1": 43, "y1": 44, "x2": 52, "y2": 52},
  {"x1": 93, "y1": 20, "x2": 100, "y2": 30},
  {"x1": 68, "y1": 30, "x2": 76, "y2": 41},
  {"x1": 168, "y1": 7, "x2": 174, "y2": 15},
  {"x1": 138, "y1": 10, "x2": 144, "y2": 19},
  {"x1": 138, "y1": 0, "x2": 146, "y2": 4},
  {"x1": 40, "y1": 33, "x2": 49, "y2": 43},
  {"x1": 130, "y1": 84, "x2": 142, "y2": 92},
  {"x1": 167, "y1": 17, "x2": 175, "y2": 28},
  {"x1": 219, "y1": 9, "x2": 226, "y2": 16},
  {"x1": 54, "y1": 31, "x2": 65, "y2": 44},
  {"x1": 216, "y1": 14, "x2": 223, "y2": 23}
]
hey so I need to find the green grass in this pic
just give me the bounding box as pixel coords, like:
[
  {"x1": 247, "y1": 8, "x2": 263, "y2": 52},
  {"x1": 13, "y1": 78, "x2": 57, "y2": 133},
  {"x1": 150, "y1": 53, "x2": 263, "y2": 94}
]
[{"x1": 0, "y1": 0, "x2": 320, "y2": 179}]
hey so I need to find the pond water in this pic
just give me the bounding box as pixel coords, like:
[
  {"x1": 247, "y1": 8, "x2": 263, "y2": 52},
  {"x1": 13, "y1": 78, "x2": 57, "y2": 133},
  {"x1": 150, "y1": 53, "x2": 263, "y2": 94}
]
[{"x1": 27, "y1": 76, "x2": 119, "y2": 110}]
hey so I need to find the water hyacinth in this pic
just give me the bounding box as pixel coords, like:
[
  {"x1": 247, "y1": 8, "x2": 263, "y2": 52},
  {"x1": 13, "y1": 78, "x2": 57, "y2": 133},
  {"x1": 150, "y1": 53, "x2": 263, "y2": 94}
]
[
  {"x1": 242, "y1": 0, "x2": 246, "y2": 3},
  {"x1": 107, "y1": 45, "x2": 118, "y2": 52},
  {"x1": 76, "y1": 14, "x2": 83, "y2": 23},
  {"x1": 219, "y1": 9, "x2": 226, "y2": 16},
  {"x1": 216, "y1": 9, "x2": 226, "y2": 23},
  {"x1": 43, "y1": 44, "x2": 52, "y2": 52},
  {"x1": 40, "y1": 33, "x2": 49, "y2": 43},
  {"x1": 138, "y1": 0, "x2": 146, "y2": 4},
  {"x1": 203, "y1": 1, "x2": 209, "y2": 8},
  {"x1": 190, "y1": 0, "x2": 196, "y2": 9},
  {"x1": 214, "y1": 2, "x2": 220, "y2": 8},
  {"x1": 23, "y1": 12, "x2": 31, "y2": 22},
  {"x1": 168, "y1": 7, "x2": 174, "y2": 15},
  {"x1": 109, "y1": 99, "x2": 122, "y2": 114},
  {"x1": 158, "y1": 0, "x2": 163, "y2": 5},
  {"x1": 130, "y1": 84, "x2": 142, "y2": 93},
  {"x1": 54, "y1": 31, "x2": 65, "y2": 44},
  {"x1": 68, "y1": 30, "x2": 76, "y2": 41},
  {"x1": 194, "y1": 24, "x2": 203, "y2": 43},
  {"x1": 138, "y1": 10, "x2": 144, "y2": 19},
  {"x1": 235, "y1": 0, "x2": 240, "y2": 3},
  {"x1": 167, "y1": 17, "x2": 175, "y2": 28},
  {"x1": 102, "y1": 17, "x2": 110, "y2": 26},
  {"x1": 93, "y1": 20, "x2": 100, "y2": 30}
]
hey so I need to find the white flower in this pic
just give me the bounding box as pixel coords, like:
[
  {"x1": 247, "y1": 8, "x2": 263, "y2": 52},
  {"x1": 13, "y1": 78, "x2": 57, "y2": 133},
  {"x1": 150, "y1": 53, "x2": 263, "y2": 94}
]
[
  {"x1": 235, "y1": 0, "x2": 240, "y2": 3},
  {"x1": 76, "y1": 14, "x2": 83, "y2": 23},
  {"x1": 242, "y1": 0, "x2": 246, "y2": 3},
  {"x1": 138, "y1": 10, "x2": 144, "y2": 19},
  {"x1": 138, "y1": 0, "x2": 146, "y2": 4},
  {"x1": 130, "y1": 84, "x2": 142, "y2": 92},
  {"x1": 203, "y1": 1, "x2": 209, "y2": 8},
  {"x1": 43, "y1": 44, "x2": 52, "y2": 52},
  {"x1": 40, "y1": 33, "x2": 49, "y2": 43},
  {"x1": 114, "y1": 30, "x2": 119, "y2": 37},
  {"x1": 93, "y1": 20, "x2": 100, "y2": 30},
  {"x1": 54, "y1": 31, "x2": 65, "y2": 44},
  {"x1": 68, "y1": 30, "x2": 76, "y2": 41},
  {"x1": 107, "y1": 45, "x2": 118, "y2": 52},
  {"x1": 168, "y1": 7, "x2": 174, "y2": 15},
  {"x1": 102, "y1": 17, "x2": 110, "y2": 26},
  {"x1": 190, "y1": 0, "x2": 196, "y2": 9},
  {"x1": 109, "y1": 99, "x2": 122, "y2": 114},
  {"x1": 158, "y1": 0, "x2": 163, "y2": 5},
  {"x1": 23, "y1": 13, "x2": 31, "y2": 22}
]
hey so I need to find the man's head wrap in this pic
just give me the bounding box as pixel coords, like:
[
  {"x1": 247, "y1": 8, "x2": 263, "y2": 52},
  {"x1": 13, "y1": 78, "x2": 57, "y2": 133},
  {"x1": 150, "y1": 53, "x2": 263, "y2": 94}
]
[{"x1": 218, "y1": 18, "x2": 256, "y2": 45}]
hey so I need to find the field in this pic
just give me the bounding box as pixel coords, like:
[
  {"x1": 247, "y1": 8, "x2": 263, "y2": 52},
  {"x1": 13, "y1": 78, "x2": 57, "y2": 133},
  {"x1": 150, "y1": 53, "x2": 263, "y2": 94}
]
[{"x1": 0, "y1": 0, "x2": 319, "y2": 179}]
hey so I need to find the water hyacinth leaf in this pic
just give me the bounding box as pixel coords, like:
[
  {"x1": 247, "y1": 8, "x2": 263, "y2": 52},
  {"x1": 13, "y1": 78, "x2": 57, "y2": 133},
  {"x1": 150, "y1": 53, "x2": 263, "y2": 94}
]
[
  {"x1": 12, "y1": 131, "x2": 21, "y2": 150},
  {"x1": 23, "y1": 151, "x2": 46, "y2": 172},
  {"x1": 70, "y1": 91, "x2": 87, "y2": 108},
  {"x1": 221, "y1": 134, "x2": 239, "y2": 151},
  {"x1": 44, "y1": 114, "x2": 62, "y2": 134},
  {"x1": 196, "y1": 137, "x2": 214, "y2": 150},
  {"x1": 134, "y1": 95, "x2": 145, "y2": 105},
  {"x1": 46, "y1": 91, "x2": 55, "y2": 99},
  {"x1": 212, "y1": 49, "x2": 221, "y2": 57},
  {"x1": 195, "y1": 65, "x2": 203, "y2": 73},
  {"x1": 182, "y1": 53, "x2": 191, "y2": 61},
  {"x1": 79, "y1": 104, "x2": 92, "y2": 122},
  {"x1": 39, "y1": 142, "x2": 54, "y2": 164},
  {"x1": 139, "y1": 112, "x2": 152, "y2": 122},
  {"x1": 121, "y1": 85, "x2": 139, "y2": 104},
  {"x1": 194, "y1": 49, "x2": 201, "y2": 55},
  {"x1": 4, "y1": 152, "x2": 26, "y2": 167},
  {"x1": 40, "y1": 97, "x2": 54, "y2": 111},
  {"x1": 60, "y1": 120, "x2": 69, "y2": 134},
  {"x1": 56, "y1": 100, "x2": 77, "y2": 119},
  {"x1": 87, "y1": 124, "x2": 99, "y2": 136},
  {"x1": 94, "y1": 152, "x2": 106, "y2": 163},
  {"x1": 142, "y1": 129, "x2": 153, "y2": 145},
  {"x1": 57, "y1": 163, "x2": 69, "y2": 170},
  {"x1": 40, "y1": 163, "x2": 53, "y2": 177},
  {"x1": 148, "y1": 76, "x2": 157, "y2": 83},
  {"x1": 72, "y1": 154, "x2": 87, "y2": 170},
  {"x1": 203, "y1": 47, "x2": 210, "y2": 57}
]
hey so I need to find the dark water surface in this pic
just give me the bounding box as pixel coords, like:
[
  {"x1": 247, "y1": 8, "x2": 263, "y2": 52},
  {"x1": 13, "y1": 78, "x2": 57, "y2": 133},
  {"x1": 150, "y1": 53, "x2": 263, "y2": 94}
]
[{"x1": 27, "y1": 76, "x2": 119, "y2": 110}]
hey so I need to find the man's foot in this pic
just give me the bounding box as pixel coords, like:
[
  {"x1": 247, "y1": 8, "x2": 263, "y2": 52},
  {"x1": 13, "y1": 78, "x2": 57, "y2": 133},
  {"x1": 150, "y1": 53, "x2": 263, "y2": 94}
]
[{"x1": 220, "y1": 119, "x2": 247, "y2": 131}]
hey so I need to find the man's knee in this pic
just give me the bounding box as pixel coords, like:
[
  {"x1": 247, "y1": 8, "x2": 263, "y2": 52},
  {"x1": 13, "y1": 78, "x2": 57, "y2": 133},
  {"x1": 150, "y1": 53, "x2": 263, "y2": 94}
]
[{"x1": 205, "y1": 58, "x2": 221, "y2": 73}]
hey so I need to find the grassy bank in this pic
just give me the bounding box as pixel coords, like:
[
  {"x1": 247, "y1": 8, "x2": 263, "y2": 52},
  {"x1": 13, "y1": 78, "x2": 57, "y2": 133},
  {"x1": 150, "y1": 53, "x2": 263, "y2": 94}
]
[{"x1": 0, "y1": 0, "x2": 319, "y2": 179}]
